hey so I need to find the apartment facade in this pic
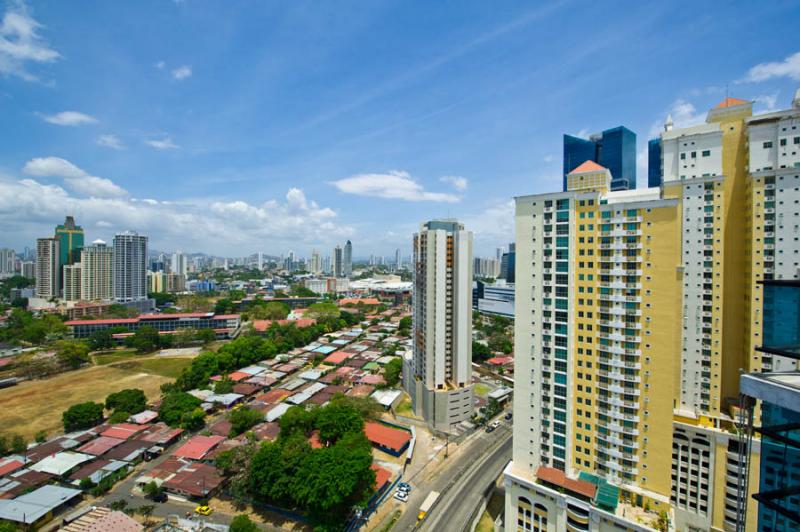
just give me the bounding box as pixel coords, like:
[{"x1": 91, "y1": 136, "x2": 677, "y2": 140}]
[
  {"x1": 505, "y1": 93, "x2": 800, "y2": 532},
  {"x1": 80, "y1": 240, "x2": 113, "y2": 301},
  {"x1": 404, "y1": 219, "x2": 473, "y2": 433},
  {"x1": 35, "y1": 237, "x2": 60, "y2": 299},
  {"x1": 113, "y1": 231, "x2": 148, "y2": 302}
]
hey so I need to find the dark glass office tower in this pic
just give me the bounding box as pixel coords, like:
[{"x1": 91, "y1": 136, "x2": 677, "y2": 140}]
[
  {"x1": 648, "y1": 138, "x2": 663, "y2": 188},
  {"x1": 562, "y1": 126, "x2": 637, "y2": 191}
]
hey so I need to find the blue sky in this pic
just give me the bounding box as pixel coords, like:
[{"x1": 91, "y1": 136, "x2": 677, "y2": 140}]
[{"x1": 1, "y1": 0, "x2": 799, "y2": 258}]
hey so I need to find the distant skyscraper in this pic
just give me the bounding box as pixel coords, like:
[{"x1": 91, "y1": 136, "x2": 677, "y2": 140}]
[
  {"x1": 113, "y1": 231, "x2": 148, "y2": 302},
  {"x1": 310, "y1": 250, "x2": 321, "y2": 274},
  {"x1": 0, "y1": 248, "x2": 15, "y2": 276},
  {"x1": 62, "y1": 263, "x2": 83, "y2": 302},
  {"x1": 333, "y1": 245, "x2": 343, "y2": 277},
  {"x1": 21, "y1": 261, "x2": 35, "y2": 280},
  {"x1": 343, "y1": 240, "x2": 353, "y2": 277},
  {"x1": 648, "y1": 138, "x2": 663, "y2": 188},
  {"x1": 404, "y1": 220, "x2": 473, "y2": 432},
  {"x1": 257, "y1": 252, "x2": 264, "y2": 271},
  {"x1": 563, "y1": 126, "x2": 637, "y2": 191},
  {"x1": 171, "y1": 251, "x2": 187, "y2": 276},
  {"x1": 54, "y1": 216, "x2": 84, "y2": 268},
  {"x1": 35, "y1": 237, "x2": 60, "y2": 298},
  {"x1": 499, "y1": 243, "x2": 516, "y2": 283},
  {"x1": 81, "y1": 239, "x2": 113, "y2": 301},
  {"x1": 395, "y1": 248, "x2": 402, "y2": 270}
]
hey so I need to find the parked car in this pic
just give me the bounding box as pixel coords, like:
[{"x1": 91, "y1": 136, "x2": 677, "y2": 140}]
[
  {"x1": 485, "y1": 425, "x2": 495, "y2": 433},
  {"x1": 394, "y1": 490, "x2": 409, "y2": 502},
  {"x1": 505, "y1": 412, "x2": 513, "y2": 420},
  {"x1": 398, "y1": 482, "x2": 411, "y2": 491},
  {"x1": 195, "y1": 505, "x2": 213, "y2": 516},
  {"x1": 151, "y1": 491, "x2": 167, "y2": 503},
  {"x1": 491, "y1": 420, "x2": 501, "y2": 428}
]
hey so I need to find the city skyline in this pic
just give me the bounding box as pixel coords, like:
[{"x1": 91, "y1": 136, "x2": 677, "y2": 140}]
[{"x1": 1, "y1": 1, "x2": 799, "y2": 256}]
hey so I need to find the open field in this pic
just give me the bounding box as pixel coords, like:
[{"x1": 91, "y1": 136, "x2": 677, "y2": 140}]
[
  {"x1": 111, "y1": 356, "x2": 192, "y2": 379},
  {"x1": 0, "y1": 361, "x2": 177, "y2": 441},
  {"x1": 93, "y1": 349, "x2": 141, "y2": 365}
]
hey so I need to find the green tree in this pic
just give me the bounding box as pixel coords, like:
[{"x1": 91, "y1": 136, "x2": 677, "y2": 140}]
[
  {"x1": 279, "y1": 406, "x2": 318, "y2": 438},
  {"x1": 382, "y1": 358, "x2": 402, "y2": 387},
  {"x1": 230, "y1": 514, "x2": 259, "y2": 532},
  {"x1": 180, "y1": 408, "x2": 206, "y2": 430},
  {"x1": 214, "y1": 377, "x2": 234, "y2": 394},
  {"x1": 143, "y1": 480, "x2": 165, "y2": 500},
  {"x1": 316, "y1": 403, "x2": 364, "y2": 445},
  {"x1": 137, "y1": 504, "x2": 156, "y2": 524},
  {"x1": 105, "y1": 388, "x2": 147, "y2": 414},
  {"x1": 148, "y1": 292, "x2": 176, "y2": 307},
  {"x1": 290, "y1": 285, "x2": 317, "y2": 297},
  {"x1": 55, "y1": 340, "x2": 91, "y2": 369},
  {"x1": 10, "y1": 435, "x2": 26, "y2": 454},
  {"x1": 472, "y1": 340, "x2": 492, "y2": 362},
  {"x1": 63, "y1": 402, "x2": 105, "y2": 431},
  {"x1": 488, "y1": 332, "x2": 512, "y2": 354},
  {"x1": 197, "y1": 328, "x2": 216, "y2": 344},
  {"x1": 307, "y1": 302, "x2": 340, "y2": 321},
  {"x1": 108, "y1": 410, "x2": 130, "y2": 424},
  {"x1": 173, "y1": 328, "x2": 197, "y2": 347},
  {"x1": 158, "y1": 392, "x2": 202, "y2": 427},
  {"x1": 35, "y1": 430, "x2": 47, "y2": 443},
  {"x1": 89, "y1": 329, "x2": 115, "y2": 351},
  {"x1": 229, "y1": 407, "x2": 263, "y2": 437},
  {"x1": 125, "y1": 326, "x2": 161, "y2": 353},
  {"x1": 109, "y1": 499, "x2": 128, "y2": 512}
]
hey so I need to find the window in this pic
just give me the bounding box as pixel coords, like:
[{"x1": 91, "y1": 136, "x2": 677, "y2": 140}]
[
  {"x1": 701, "y1": 150, "x2": 710, "y2": 157},
  {"x1": 780, "y1": 138, "x2": 787, "y2": 146},
  {"x1": 763, "y1": 141, "x2": 773, "y2": 149},
  {"x1": 680, "y1": 153, "x2": 686, "y2": 160}
]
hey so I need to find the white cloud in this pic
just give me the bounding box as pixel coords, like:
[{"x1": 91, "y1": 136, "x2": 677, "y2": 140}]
[
  {"x1": 0, "y1": 173, "x2": 352, "y2": 255},
  {"x1": 0, "y1": 2, "x2": 59, "y2": 81},
  {"x1": 96, "y1": 134, "x2": 124, "y2": 150},
  {"x1": 463, "y1": 199, "x2": 515, "y2": 250},
  {"x1": 154, "y1": 60, "x2": 165, "y2": 70},
  {"x1": 171, "y1": 65, "x2": 192, "y2": 80},
  {"x1": 574, "y1": 128, "x2": 590, "y2": 139},
  {"x1": 330, "y1": 171, "x2": 460, "y2": 202},
  {"x1": 145, "y1": 137, "x2": 179, "y2": 150},
  {"x1": 543, "y1": 155, "x2": 554, "y2": 164},
  {"x1": 439, "y1": 175, "x2": 468, "y2": 191},
  {"x1": 754, "y1": 92, "x2": 779, "y2": 114},
  {"x1": 22, "y1": 156, "x2": 128, "y2": 198},
  {"x1": 648, "y1": 98, "x2": 706, "y2": 138},
  {"x1": 740, "y1": 51, "x2": 800, "y2": 83},
  {"x1": 38, "y1": 110, "x2": 97, "y2": 126}
]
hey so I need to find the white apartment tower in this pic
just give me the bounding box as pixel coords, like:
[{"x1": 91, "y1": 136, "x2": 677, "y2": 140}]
[
  {"x1": 62, "y1": 263, "x2": 83, "y2": 302},
  {"x1": 171, "y1": 251, "x2": 187, "y2": 276},
  {"x1": 333, "y1": 245, "x2": 344, "y2": 278},
  {"x1": 344, "y1": 240, "x2": 353, "y2": 277},
  {"x1": 81, "y1": 239, "x2": 113, "y2": 301},
  {"x1": 35, "y1": 237, "x2": 60, "y2": 298},
  {"x1": 0, "y1": 248, "x2": 16, "y2": 276},
  {"x1": 404, "y1": 219, "x2": 474, "y2": 433},
  {"x1": 113, "y1": 231, "x2": 148, "y2": 302}
]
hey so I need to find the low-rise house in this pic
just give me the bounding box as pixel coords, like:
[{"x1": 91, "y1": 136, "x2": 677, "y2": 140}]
[
  {"x1": 0, "y1": 484, "x2": 82, "y2": 527},
  {"x1": 30, "y1": 451, "x2": 93, "y2": 477},
  {"x1": 172, "y1": 435, "x2": 225, "y2": 461}
]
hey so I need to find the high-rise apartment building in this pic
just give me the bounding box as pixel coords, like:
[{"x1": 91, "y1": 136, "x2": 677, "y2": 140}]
[
  {"x1": 505, "y1": 93, "x2": 800, "y2": 532},
  {"x1": 54, "y1": 216, "x2": 84, "y2": 269},
  {"x1": 0, "y1": 248, "x2": 15, "y2": 276},
  {"x1": 113, "y1": 231, "x2": 148, "y2": 302},
  {"x1": 333, "y1": 245, "x2": 343, "y2": 278},
  {"x1": 310, "y1": 250, "x2": 321, "y2": 274},
  {"x1": 563, "y1": 126, "x2": 637, "y2": 192},
  {"x1": 62, "y1": 263, "x2": 83, "y2": 302},
  {"x1": 395, "y1": 248, "x2": 402, "y2": 270},
  {"x1": 647, "y1": 137, "x2": 663, "y2": 188},
  {"x1": 171, "y1": 251, "x2": 187, "y2": 276},
  {"x1": 21, "y1": 261, "x2": 35, "y2": 280},
  {"x1": 344, "y1": 240, "x2": 353, "y2": 277},
  {"x1": 403, "y1": 220, "x2": 473, "y2": 433},
  {"x1": 35, "y1": 237, "x2": 60, "y2": 298},
  {"x1": 80, "y1": 239, "x2": 113, "y2": 301}
]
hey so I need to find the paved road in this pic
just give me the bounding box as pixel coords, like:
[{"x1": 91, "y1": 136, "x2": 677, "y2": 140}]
[
  {"x1": 420, "y1": 434, "x2": 511, "y2": 532},
  {"x1": 388, "y1": 422, "x2": 512, "y2": 532}
]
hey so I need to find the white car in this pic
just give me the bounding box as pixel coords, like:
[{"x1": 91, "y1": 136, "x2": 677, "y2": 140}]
[
  {"x1": 490, "y1": 420, "x2": 501, "y2": 429},
  {"x1": 394, "y1": 490, "x2": 409, "y2": 502}
]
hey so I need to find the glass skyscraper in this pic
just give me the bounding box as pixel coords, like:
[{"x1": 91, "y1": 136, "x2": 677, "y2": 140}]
[
  {"x1": 562, "y1": 126, "x2": 636, "y2": 191},
  {"x1": 648, "y1": 138, "x2": 663, "y2": 188}
]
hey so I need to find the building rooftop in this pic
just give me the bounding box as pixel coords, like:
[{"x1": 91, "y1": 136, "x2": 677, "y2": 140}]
[
  {"x1": 536, "y1": 465, "x2": 597, "y2": 499},
  {"x1": 172, "y1": 435, "x2": 225, "y2": 461},
  {"x1": 364, "y1": 422, "x2": 411, "y2": 453},
  {"x1": 569, "y1": 160, "x2": 607, "y2": 174},
  {"x1": 30, "y1": 451, "x2": 93, "y2": 476},
  {"x1": 714, "y1": 96, "x2": 750, "y2": 109},
  {"x1": 0, "y1": 484, "x2": 82, "y2": 524}
]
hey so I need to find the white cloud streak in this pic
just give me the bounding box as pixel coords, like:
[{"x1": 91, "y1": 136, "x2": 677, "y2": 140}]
[
  {"x1": 22, "y1": 157, "x2": 128, "y2": 198},
  {"x1": 740, "y1": 51, "x2": 800, "y2": 83},
  {"x1": 171, "y1": 65, "x2": 191, "y2": 80},
  {"x1": 38, "y1": 110, "x2": 97, "y2": 126},
  {"x1": 96, "y1": 134, "x2": 124, "y2": 150},
  {"x1": 0, "y1": 2, "x2": 59, "y2": 81},
  {"x1": 145, "y1": 137, "x2": 179, "y2": 150},
  {"x1": 0, "y1": 173, "x2": 352, "y2": 254},
  {"x1": 330, "y1": 171, "x2": 461, "y2": 202},
  {"x1": 439, "y1": 175, "x2": 468, "y2": 191}
]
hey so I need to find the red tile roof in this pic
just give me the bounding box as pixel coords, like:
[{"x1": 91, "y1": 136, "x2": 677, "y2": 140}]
[
  {"x1": 173, "y1": 435, "x2": 225, "y2": 460},
  {"x1": 228, "y1": 371, "x2": 251, "y2": 382},
  {"x1": 714, "y1": 97, "x2": 750, "y2": 109},
  {"x1": 340, "y1": 298, "x2": 380, "y2": 306},
  {"x1": 569, "y1": 160, "x2": 606, "y2": 174},
  {"x1": 486, "y1": 356, "x2": 514, "y2": 366},
  {"x1": 0, "y1": 458, "x2": 24, "y2": 477},
  {"x1": 536, "y1": 466, "x2": 597, "y2": 499},
  {"x1": 323, "y1": 351, "x2": 353, "y2": 365},
  {"x1": 162, "y1": 462, "x2": 223, "y2": 498},
  {"x1": 101, "y1": 423, "x2": 149, "y2": 440},
  {"x1": 371, "y1": 464, "x2": 392, "y2": 491},
  {"x1": 364, "y1": 422, "x2": 411, "y2": 453},
  {"x1": 77, "y1": 436, "x2": 126, "y2": 456},
  {"x1": 252, "y1": 318, "x2": 317, "y2": 332}
]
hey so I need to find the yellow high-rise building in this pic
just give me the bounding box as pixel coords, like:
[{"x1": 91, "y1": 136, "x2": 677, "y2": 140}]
[{"x1": 505, "y1": 92, "x2": 800, "y2": 531}]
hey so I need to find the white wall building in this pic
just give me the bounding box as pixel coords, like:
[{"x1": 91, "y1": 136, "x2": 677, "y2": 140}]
[
  {"x1": 113, "y1": 231, "x2": 148, "y2": 302},
  {"x1": 35, "y1": 237, "x2": 60, "y2": 299},
  {"x1": 81, "y1": 239, "x2": 113, "y2": 301},
  {"x1": 404, "y1": 219, "x2": 473, "y2": 433}
]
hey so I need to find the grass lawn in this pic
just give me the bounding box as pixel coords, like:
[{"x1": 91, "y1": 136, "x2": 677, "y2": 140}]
[
  {"x1": 474, "y1": 383, "x2": 491, "y2": 397},
  {"x1": 395, "y1": 395, "x2": 414, "y2": 416},
  {"x1": 93, "y1": 349, "x2": 141, "y2": 365},
  {"x1": 475, "y1": 510, "x2": 494, "y2": 532},
  {"x1": 0, "y1": 364, "x2": 172, "y2": 441},
  {"x1": 111, "y1": 356, "x2": 192, "y2": 379}
]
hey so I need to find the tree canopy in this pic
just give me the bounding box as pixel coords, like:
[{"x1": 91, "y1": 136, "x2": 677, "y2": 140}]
[
  {"x1": 63, "y1": 402, "x2": 104, "y2": 432},
  {"x1": 158, "y1": 392, "x2": 202, "y2": 427},
  {"x1": 105, "y1": 388, "x2": 147, "y2": 415},
  {"x1": 382, "y1": 357, "x2": 402, "y2": 387}
]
